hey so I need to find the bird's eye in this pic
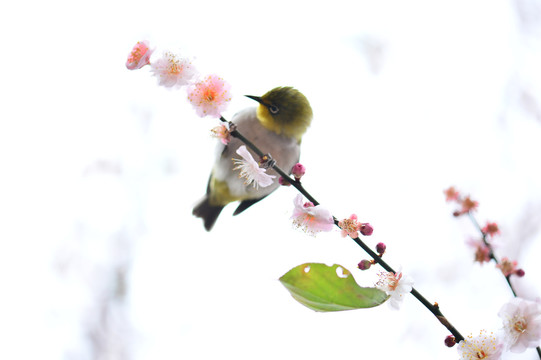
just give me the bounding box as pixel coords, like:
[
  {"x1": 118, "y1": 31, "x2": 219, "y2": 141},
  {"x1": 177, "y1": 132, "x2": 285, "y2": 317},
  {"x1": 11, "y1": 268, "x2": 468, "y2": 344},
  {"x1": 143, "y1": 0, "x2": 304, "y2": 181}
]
[{"x1": 268, "y1": 105, "x2": 279, "y2": 114}]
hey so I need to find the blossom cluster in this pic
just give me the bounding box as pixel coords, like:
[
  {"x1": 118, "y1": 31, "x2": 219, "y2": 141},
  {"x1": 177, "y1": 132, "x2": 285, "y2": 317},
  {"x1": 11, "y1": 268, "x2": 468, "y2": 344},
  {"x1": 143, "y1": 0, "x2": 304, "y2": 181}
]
[
  {"x1": 290, "y1": 193, "x2": 412, "y2": 310},
  {"x1": 337, "y1": 214, "x2": 373, "y2": 238},
  {"x1": 446, "y1": 187, "x2": 540, "y2": 357},
  {"x1": 126, "y1": 41, "x2": 231, "y2": 118},
  {"x1": 456, "y1": 298, "x2": 541, "y2": 359},
  {"x1": 128, "y1": 39, "x2": 538, "y2": 356},
  {"x1": 444, "y1": 186, "x2": 479, "y2": 215},
  {"x1": 336, "y1": 214, "x2": 411, "y2": 309},
  {"x1": 287, "y1": 171, "x2": 374, "y2": 240},
  {"x1": 444, "y1": 187, "x2": 524, "y2": 278},
  {"x1": 285, "y1": 170, "x2": 412, "y2": 309}
]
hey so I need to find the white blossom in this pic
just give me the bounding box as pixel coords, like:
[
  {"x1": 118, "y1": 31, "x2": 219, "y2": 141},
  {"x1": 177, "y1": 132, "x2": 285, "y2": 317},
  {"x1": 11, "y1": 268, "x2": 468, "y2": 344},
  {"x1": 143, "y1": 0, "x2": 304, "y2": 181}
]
[{"x1": 232, "y1": 145, "x2": 275, "y2": 188}]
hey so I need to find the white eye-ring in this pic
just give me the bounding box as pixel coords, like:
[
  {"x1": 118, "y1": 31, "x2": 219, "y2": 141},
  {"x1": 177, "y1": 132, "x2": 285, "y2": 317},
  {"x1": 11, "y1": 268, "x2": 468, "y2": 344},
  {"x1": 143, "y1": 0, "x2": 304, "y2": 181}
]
[{"x1": 268, "y1": 105, "x2": 279, "y2": 114}]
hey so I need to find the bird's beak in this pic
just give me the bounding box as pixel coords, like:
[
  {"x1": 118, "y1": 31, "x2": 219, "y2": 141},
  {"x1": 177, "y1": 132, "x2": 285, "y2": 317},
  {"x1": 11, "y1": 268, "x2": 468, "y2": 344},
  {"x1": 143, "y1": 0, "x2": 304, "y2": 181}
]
[{"x1": 245, "y1": 95, "x2": 263, "y2": 104}]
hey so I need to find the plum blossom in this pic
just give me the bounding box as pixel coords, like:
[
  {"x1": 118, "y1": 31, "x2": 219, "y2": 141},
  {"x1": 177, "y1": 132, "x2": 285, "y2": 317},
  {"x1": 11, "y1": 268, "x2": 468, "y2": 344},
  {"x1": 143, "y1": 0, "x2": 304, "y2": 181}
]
[
  {"x1": 126, "y1": 40, "x2": 154, "y2": 70},
  {"x1": 457, "y1": 330, "x2": 504, "y2": 360},
  {"x1": 482, "y1": 222, "x2": 500, "y2": 237},
  {"x1": 291, "y1": 194, "x2": 334, "y2": 235},
  {"x1": 444, "y1": 186, "x2": 460, "y2": 202},
  {"x1": 498, "y1": 297, "x2": 541, "y2": 352},
  {"x1": 150, "y1": 51, "x2": 196, "y2": 88},
  {"x1": 466, "y1": 238, "x2": 491, "y2": 264},
  {"x1": 210, "y1": 124, "x2": 231, "y2": 145},
  {"x1": 338, "y1": 214, "x2": 361, "y2": 238},
  {"x1": 232, "y1": 145, "x2": 275, "y2": 189},
  {"x1": 496, "y1": 257, "x2": 519, "y2": 277},
  {"x1": 188, "y1": 75, "x2": 232, "y2": 118},
  {"x1": 460, "y1": 196, "x2": 479, "y2": 214},
  {"x1": 375, "y1": 270, "x2": 413, "y2": 309}
]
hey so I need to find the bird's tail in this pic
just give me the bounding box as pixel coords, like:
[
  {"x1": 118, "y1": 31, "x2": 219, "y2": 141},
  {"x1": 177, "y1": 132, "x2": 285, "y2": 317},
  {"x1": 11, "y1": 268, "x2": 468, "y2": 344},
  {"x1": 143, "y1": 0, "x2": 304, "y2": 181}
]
[{"x1": 192, "y1": 196, "x2": 224, "y2": 231}]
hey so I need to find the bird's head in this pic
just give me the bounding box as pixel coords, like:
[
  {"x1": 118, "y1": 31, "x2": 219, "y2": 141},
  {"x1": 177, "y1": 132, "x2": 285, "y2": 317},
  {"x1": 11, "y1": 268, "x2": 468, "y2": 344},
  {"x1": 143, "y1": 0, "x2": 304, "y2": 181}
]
[{"x1": 246, "y1": 86, "x2": 312, "y2": 143}]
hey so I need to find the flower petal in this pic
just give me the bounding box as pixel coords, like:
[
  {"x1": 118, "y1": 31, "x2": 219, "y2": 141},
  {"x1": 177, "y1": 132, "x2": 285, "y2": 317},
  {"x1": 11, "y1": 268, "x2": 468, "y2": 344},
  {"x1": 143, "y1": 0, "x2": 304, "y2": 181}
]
[{"x1": 232, "y1": 146, "x2": 275, "y2": 189}]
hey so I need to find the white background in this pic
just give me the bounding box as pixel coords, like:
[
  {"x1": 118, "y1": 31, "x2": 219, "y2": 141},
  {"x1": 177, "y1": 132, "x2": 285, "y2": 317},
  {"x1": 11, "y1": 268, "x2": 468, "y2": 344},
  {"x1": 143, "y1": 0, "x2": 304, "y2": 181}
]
[{"x1": 1, "y1": 0, "x2": 541, "y2": 359}]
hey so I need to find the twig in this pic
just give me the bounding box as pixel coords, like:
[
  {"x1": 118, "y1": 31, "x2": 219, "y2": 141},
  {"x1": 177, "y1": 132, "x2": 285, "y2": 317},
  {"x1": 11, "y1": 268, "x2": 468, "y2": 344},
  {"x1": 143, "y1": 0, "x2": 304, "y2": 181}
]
[{"x1": 221, "y1": 116, "x2": 465, "y2": 343}]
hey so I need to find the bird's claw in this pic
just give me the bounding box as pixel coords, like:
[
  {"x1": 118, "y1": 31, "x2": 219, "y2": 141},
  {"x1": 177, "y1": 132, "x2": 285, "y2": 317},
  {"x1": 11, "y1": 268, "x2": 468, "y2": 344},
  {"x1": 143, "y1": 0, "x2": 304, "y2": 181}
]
[{"x1": 260, "y1": 154, "x2": 276, "y2": 169}]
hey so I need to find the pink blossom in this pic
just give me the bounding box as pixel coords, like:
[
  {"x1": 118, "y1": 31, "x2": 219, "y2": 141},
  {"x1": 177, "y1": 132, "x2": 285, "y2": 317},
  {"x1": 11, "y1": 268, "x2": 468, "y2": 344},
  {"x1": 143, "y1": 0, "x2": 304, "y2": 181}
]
[
  {"x1": 460, "y1": 196, "x2": 479, "y2": 214},
  {"x1": 482, "y1": 222, "x2": 500, "y2": 237},
  {"x1": 497, "y1": 257, "x2": 518, "y2": 277},
  {"x1": 291, "y1": 194, "x2": 334, "y2": 235},
  {"x1": 466, "y1": 238, "x2": 491, "y2": 264},
  {"x1": 338, "y1": 214, "x2": 361, "y2": 238},
  {"x1": 150, "y1": 51, "x2": 196, "y2": 88},
  {"x1": 457, "y1": 330, "x2": 504, "y2": 360},
  {"x1": 210, "y1": 124, "x2": 231, "y2": 145},
  {"x1": 444, "y1": 186, "x2": 460, "y2": 202},
  {"x1": 126, "y1": 41, "x2": 154, "y2": 70},
  {"x1": 187, "y1": 75, "x2": 232, "y2": 118},
  {"x1": 498, "y1": 297, "x2": 541, "y2": 352}
]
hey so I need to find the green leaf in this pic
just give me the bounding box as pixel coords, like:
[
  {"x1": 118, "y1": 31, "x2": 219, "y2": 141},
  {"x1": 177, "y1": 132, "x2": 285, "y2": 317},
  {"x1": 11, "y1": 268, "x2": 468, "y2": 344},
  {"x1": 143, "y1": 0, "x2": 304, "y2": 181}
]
[{"x1": 279, "y1": 263, "x2": 388, "y2": 312}]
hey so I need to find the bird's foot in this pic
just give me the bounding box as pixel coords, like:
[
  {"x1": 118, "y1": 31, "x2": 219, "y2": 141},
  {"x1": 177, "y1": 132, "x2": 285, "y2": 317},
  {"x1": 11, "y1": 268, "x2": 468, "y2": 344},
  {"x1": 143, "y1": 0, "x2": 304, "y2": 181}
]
[{"x1": 259, "y1": 154, "x2": 276, "y2": 169}]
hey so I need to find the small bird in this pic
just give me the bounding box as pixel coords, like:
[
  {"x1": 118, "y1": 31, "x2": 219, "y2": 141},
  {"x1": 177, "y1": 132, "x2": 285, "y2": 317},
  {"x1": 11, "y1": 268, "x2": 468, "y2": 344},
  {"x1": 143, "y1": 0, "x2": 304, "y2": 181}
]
[{"x1": 193, "y1": 86, "x2": 313, "y2": 231}]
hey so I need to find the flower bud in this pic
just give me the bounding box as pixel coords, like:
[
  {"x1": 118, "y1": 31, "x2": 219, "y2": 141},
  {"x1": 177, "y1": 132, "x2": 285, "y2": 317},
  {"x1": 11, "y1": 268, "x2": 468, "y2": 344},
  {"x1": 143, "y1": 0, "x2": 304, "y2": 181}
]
[
  {"x1": 291, "y1": 163, "x2": 306, "y2": 181},
  {"x1": 444, "y1": 335, "x2": 456, "y2": 348},
  {"x1": 358, "y1": 259, "x2": 372, "y2": 271},
  {"x1": 360, "y1": 223, "x2": 373, "y2": 236},
  {"x1": 376, "y1": 242, "x2": 386, "y2": 255},
  {"x1": 515, "y1": 269, "x2": 525, "y2": 277},
  {"x1": 278, "y1": 176, "x2": 291, "y2": 186}
]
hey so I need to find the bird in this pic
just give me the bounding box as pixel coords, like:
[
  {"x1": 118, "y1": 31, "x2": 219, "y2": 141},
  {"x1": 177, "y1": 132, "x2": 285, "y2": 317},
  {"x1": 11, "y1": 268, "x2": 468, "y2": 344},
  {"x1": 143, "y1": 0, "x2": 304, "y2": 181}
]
[{"x1": 193, "y1": 86, "x2": 313, "y2": 231}]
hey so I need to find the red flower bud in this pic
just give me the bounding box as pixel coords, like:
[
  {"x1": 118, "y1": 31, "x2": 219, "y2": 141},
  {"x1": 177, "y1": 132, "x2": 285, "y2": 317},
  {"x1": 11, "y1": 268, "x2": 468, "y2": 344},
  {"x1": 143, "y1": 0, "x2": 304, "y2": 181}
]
[
  {"x1": 444, "y1": 335, "x2": 456, "y2": 348},
  {"x1": 515, "y1": 269, "x2": 525, "y2": 277},
  {"x1": 291, "y1": 163, "x2": 306, "y2": 181},
  {"x1": 376, "y1": 242, "x2": 386, "y2": 255},
  {"x1": 278, "y1": 176, "x2": 291, "y2": 186},
  {"x1": 360, "y1": 223, "x2": 373, "y2": 236},
  {"x1": 358, "y1": 259, "x2": 372, "y2": 271}
]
